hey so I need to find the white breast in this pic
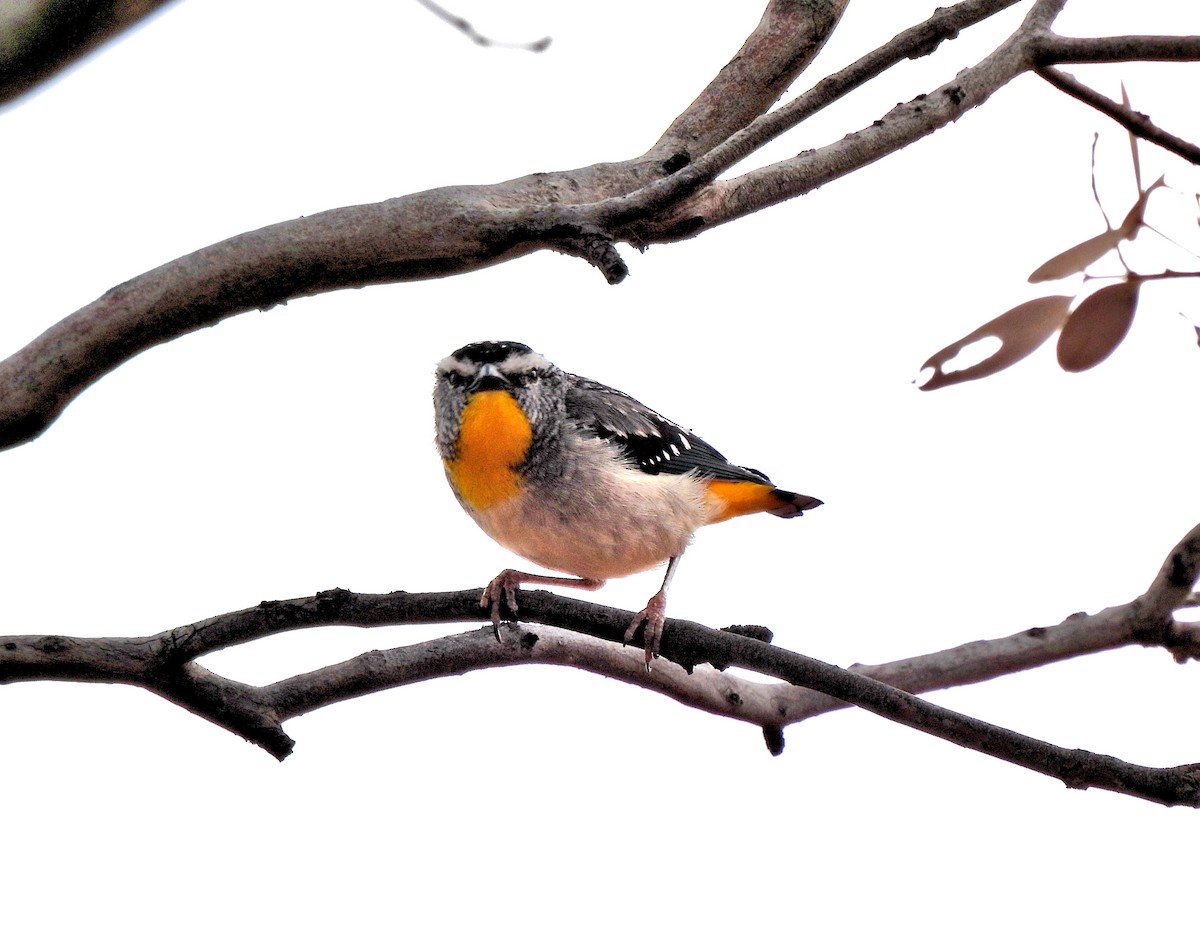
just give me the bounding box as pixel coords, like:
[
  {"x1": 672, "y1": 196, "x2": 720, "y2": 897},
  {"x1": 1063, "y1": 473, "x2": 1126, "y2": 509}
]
[{"x1": 465, "y1": 457, "x2": 710, "y2": 580}]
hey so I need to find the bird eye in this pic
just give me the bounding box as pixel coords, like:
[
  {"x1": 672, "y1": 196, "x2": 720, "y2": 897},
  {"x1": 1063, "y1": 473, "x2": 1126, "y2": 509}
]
[
  {"x1": 443, "y1": 370, "x2": 469, "y2": 388},
  {"x1": 509, "y1": 368, "x2": 541, "y2": 389}
]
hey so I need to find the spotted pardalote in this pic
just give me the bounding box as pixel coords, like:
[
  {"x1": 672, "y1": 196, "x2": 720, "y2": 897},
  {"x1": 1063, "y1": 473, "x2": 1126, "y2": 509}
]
[{"x1": 433, "y1": 340, "x2": 821, "y2": 662}]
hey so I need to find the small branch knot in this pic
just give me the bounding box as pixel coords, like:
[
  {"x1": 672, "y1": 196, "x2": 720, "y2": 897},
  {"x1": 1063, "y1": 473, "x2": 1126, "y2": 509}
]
[
  {"x1": 661, "y1": 151, "x2": 691, "y2": 174},
  {"x1": 559, "y1": 231, "x2": 628, "y2": 284},
  {"x1": 1168, "y1": 551, "x2": 1195, "y2": 589},
  {"x1": 723, "y1": 624, "x2": 774, "y2": 644}
]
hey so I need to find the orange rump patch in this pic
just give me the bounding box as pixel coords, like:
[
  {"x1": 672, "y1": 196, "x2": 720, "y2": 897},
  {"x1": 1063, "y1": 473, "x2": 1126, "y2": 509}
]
[{"x1": 704, "y1": 479, "x2": 787, "y2": 524}]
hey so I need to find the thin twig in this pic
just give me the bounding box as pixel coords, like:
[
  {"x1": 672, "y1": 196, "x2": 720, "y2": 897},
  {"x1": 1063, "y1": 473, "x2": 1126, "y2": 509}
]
[
  {"x1": 413, "y1": 0, "x2": 549, "y2": 52},
  {"x1": 1037, "y1": 67, "x2": 1200, "y2": 165}
]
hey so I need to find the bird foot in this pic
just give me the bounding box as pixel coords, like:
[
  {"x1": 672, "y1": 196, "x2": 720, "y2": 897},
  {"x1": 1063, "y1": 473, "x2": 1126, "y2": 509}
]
[
  {"x1": 625, "y1": 589, "x2": 668, "y2": 669},
  {"x1": 481, "y1": 570, "x2": 607, "y2": 641},
  {"x1": 481, "y1": 569, "x2": 525, "y2": 639}
]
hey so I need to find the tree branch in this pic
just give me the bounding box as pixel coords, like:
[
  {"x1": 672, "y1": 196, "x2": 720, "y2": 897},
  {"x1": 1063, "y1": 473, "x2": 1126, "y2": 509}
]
[
  {"x1": 639, "y1": 0, "x2": 1069, "y2": 240},
  {"x1": 591, "y1": 0, "x2": 1027, "y2": 237},
  {"x1": 0, "y1": 1, "x2": 848, "y2": 449},
  {"x1": 0, "y1": 0, "x2": 178, "y2": 108},
  {"x1": 4, "y1": 0, "x2": 1197, "y2": 450},
  {"x1": 1036, "y1": 66, "x2": 1200, "y2": 164},
  {"x1": 412, "y1": 0, "x2": 551, "y2": 53},
  {"x1": 3, "y1": 521, "x2": 1200, "y2": 805},
  {"x1": 652, "y1": 0, "x2": 849, "y2": 160},
  {"x1": 1035, "y1": 34, "x2": 1200, "y2": 65}
]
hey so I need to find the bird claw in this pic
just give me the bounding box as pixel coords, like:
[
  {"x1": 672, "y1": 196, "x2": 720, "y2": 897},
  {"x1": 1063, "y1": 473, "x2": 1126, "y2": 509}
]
[
  {"x1": 481, "y1": 569, "x2": 523, "y2": 640},
  {"x1": 624, "y1": 590, "x2": 667, "y2": 670},
  {"x1": 481, "y1": 570, "x2": 607, "y2": 641}
]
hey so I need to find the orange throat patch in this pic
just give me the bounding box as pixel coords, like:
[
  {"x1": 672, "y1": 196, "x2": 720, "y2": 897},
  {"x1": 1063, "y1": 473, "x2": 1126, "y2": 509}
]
[{"x1": 445, "y1": 390, "x2": 532, "y2": 511}]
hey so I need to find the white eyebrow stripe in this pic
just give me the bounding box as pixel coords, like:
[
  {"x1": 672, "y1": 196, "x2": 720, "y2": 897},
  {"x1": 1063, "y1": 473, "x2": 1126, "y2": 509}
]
[
  {"x1": 500, "y1": 351, "x2": 552, "y2": 372},
  {"x1": 437, "y1": 355, "x2": 475, "y2": 374}
]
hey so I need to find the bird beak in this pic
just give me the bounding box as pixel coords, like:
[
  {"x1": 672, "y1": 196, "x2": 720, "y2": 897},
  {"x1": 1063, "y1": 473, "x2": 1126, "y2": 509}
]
[{"x1": 469, "y1": 363, "x2": 509, "y2": 392}]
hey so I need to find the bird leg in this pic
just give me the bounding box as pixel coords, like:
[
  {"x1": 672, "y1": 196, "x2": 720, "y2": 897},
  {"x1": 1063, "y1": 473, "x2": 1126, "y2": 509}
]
[
  {"x1": 482, "y1": 569, "x2": 605, "y2": 638},
  {"x1": 624, "y1": 554, "x2": 683, "y2": 666}
]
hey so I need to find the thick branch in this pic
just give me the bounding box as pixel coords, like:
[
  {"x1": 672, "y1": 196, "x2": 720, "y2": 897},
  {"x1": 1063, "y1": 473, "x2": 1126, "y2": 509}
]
[
  {"x1": 0, "y1": 0, "x2": 852, "y2": 450},
  {"x1": 1035, "y1": 34, "x2": 1200, "y2": 65},
  {"x1": 688, "y1": 0, "x2": 1024, "y2": 179},
  {"x1": 594, "y1": 0, "x2": 1027, "y2": 237},
  {"x1": 641, "y1": 0, "x2": 1070, "y2": 239},
  {"x1": 653, "y1": 0, "x2": 848, "y2": 159},
  {"x1": 0, "y1": 191, "x2": 644, "y2": 448},
  {"x1": 0, "y1": 0, "x2": 178, "y2": 107},
  {"x1": 8, "y1": 0, "x2": 1199, "y2": 451}
]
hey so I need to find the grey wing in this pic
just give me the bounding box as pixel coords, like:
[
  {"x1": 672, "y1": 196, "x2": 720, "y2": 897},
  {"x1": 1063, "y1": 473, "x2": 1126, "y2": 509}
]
[{"x1": 564, "y1": 374, "x2": 772, "y2": 484}]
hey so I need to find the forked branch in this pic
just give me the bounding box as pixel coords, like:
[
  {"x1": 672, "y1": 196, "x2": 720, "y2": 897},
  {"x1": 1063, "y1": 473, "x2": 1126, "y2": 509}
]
[
  {"x1": 3, "y1": 521, "x2": 1200, "y2": 807},
  {"x1": 1036, "y1": 66, "x2": 1200, "y2": 164},
  {"x1": 3, "y1": 1, "x2": 1198, "y2": 449}
]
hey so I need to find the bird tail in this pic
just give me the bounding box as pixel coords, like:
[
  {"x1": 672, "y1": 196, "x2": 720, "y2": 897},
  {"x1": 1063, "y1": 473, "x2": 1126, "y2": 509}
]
[{"x1": 705, "y1": 480, "x2": 821, "y2": 523}]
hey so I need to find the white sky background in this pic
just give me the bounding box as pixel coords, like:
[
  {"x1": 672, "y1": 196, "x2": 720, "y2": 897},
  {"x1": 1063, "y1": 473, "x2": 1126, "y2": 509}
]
[{"x1": 2, "y1": 1, "x2": 1199, "y2": 936}]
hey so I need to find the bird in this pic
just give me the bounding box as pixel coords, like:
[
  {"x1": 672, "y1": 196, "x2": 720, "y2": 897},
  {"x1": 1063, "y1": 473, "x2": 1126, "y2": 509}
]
[{"x1": 432, "y1": 340, "x2": 822, "y2": 663}]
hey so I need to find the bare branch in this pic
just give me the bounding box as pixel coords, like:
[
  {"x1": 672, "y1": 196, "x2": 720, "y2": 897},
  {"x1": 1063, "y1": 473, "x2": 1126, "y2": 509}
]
[
  {"x1": 1036, "y1": 34, "x2": 1200, "y2": 65},
  {"x1": 0, "y1": 0, "x2": 1073, "y2": 450},
  {"x1": 4, "y1": 519, "x2": 1200, "y2": 804},
  {"x1": 1139, "y1": 520, "x2": 1200, "y2": 623},
  {"x1": 0, "y1": 3, "x2": 851, "y2": 450},
  {"x1": 261, "y1": 602, "x2": 1200, "y2": 807},
  {"x1": 640, "y1": 0, "x2": 1069, "y2": 239},
  {"x1": 0, "y1": 0, "x2": 1196, "y2": 456},
  {"x1": 0, "y1": 189, "x2": 644, "y2": 449},
  {"x1": 0, "y1": 0, "x2": 178, "y2": 108},
  {"x1": 653, "y1": 0, "x2": 849, "y2": 159},
  {"x1": 1037, "y1": 67, "x2": 1200, "y2": 165},
  {"x1": 695, "y1": 0, "x2": 1024, "y2": 173},
  {"x1": 593, "y1": 0, "x2": 1029, "y2": 234},
  {"x1": 412, "y1": 0, "x2": 550, "y2": 53}
]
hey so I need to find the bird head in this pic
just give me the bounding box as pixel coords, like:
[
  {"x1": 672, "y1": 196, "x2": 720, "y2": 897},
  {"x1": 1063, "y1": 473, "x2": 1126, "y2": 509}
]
[{"x1": 433, "y1": 341, "x2": 567, "y2": 460}]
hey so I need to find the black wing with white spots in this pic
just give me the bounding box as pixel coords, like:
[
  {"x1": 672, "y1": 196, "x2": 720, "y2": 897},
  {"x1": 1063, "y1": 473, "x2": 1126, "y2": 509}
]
[{"x1": 565, "y1": 374, "x2": 772, "y2": 484}]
